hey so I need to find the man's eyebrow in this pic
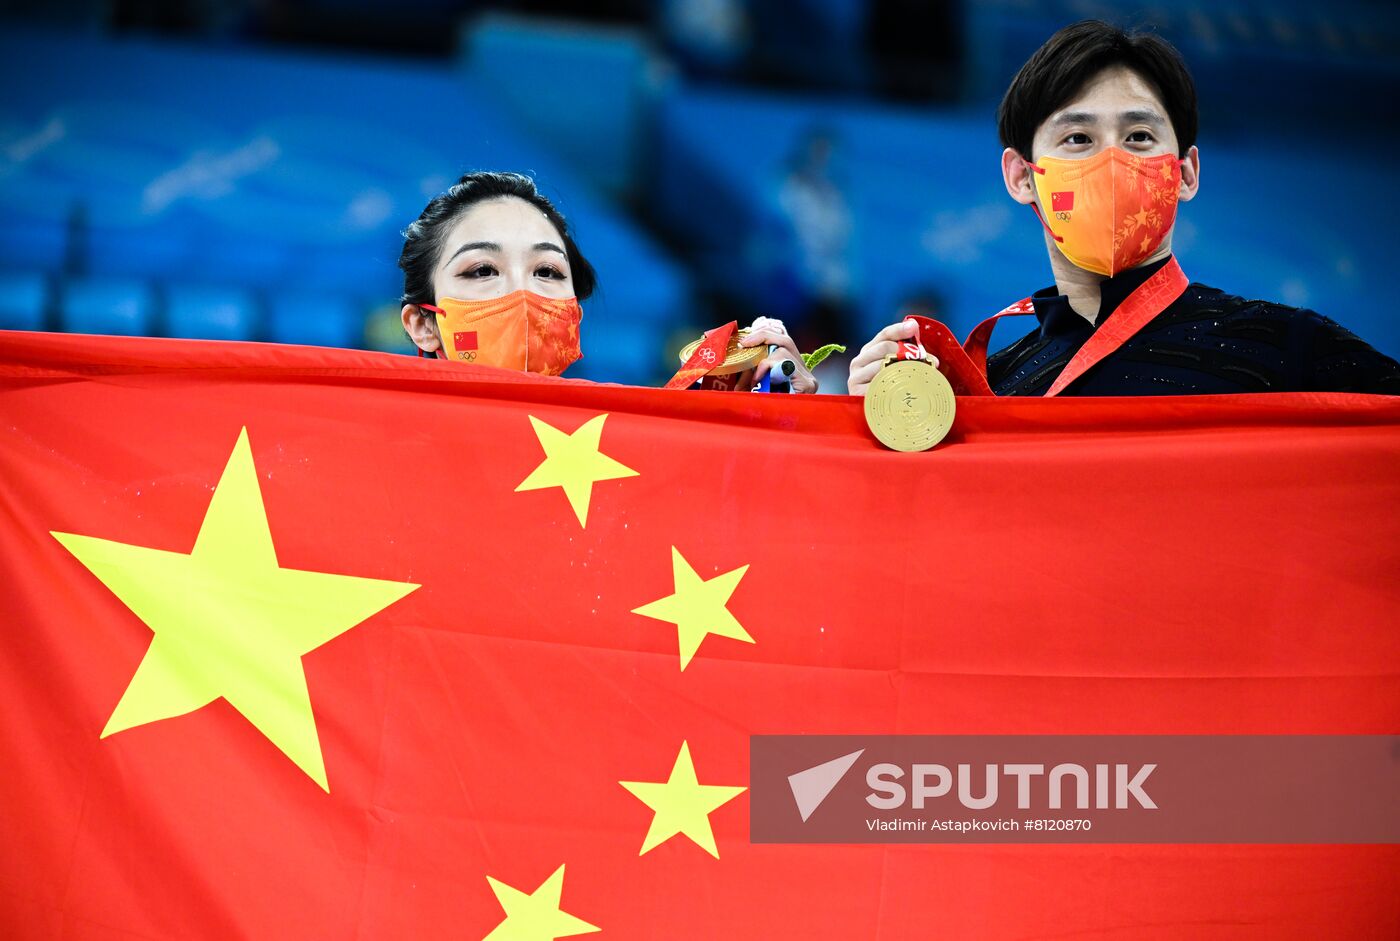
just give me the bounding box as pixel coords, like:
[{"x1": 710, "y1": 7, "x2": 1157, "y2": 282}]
[
  {"x1": 445, "y1": 241, "x2": 501, "y2": 264},
  {"x1": 1051, "y1": 111, "x2": 1099, "y2": 127},
  {"x1": 1122, "y1": 109, "x2": 1167, "y2": 125},
  {"x1": 533, "y1": 241, "x2": 566, "y2": 255}
]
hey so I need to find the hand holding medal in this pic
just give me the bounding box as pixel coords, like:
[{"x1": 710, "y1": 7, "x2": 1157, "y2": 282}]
[{"x1": 862, "y1": 318, "x2": 957, "y2": 452}]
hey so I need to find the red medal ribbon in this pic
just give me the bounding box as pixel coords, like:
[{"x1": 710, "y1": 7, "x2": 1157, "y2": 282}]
[
  {"x1": 663, "y1": 320, "x2": 738, "y2": 390},
  {"x1": 910, "y1": 257, "x2": 1189, "y2": 397}
]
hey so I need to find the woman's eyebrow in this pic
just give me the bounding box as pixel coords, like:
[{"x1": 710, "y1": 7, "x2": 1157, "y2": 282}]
[
  {"x1": 533, "y1": 242, "x2": 566, "y2": 256},
  {"x1": 445, "y1": 241, "x2": 501, "y2": 264}
]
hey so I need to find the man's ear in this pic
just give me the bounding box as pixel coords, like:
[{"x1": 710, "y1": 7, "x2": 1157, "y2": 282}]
[
  {"x1": 1002, "y1": 148, "x2": 1038, "y2": 206},
  {"x1": 401, "y1": 303, "x2": 441, "y2": 353},
  {"x1": 1178, "y1": 145, "x2": 1201, "y2": 203}
]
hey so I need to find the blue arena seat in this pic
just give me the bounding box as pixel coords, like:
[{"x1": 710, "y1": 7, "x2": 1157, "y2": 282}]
[
  {"x1": 163, "y1": 284, "x2": 259, "y2": 342},
  {"x1": 0, "y1": 271, "x2": 51, "y2": 331},
  {"x1": 60, "y1": 278, "x2": 155, "y2": 336},
  {"x1": 267, "y1": 292, "x2": 363, "y2": 349}
]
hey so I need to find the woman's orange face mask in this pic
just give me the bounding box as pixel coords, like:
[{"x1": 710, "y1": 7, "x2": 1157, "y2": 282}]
[
  {"x1": 421, "y1": 290, "x2": 583, "y2": 377},
  {"x1": 1030, "y1": 147, "x2": 1182, "y2": 277}
]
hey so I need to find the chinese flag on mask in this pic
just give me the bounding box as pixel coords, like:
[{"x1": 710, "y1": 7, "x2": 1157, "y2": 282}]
[
  {"x1": 1051, "y1": 190, "x2": 1075, "y2": 212},
  {"x1": 2, "y1": 331, "x2": 1397, "y2": 940}
]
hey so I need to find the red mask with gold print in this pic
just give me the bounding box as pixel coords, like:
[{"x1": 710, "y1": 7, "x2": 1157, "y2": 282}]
[
  {"x1": 421, "y1": 290, "x2": 583, "y2": 377},
  {"x1": 1030, "y1": 147, "x2": 1182, "y2": 277}
]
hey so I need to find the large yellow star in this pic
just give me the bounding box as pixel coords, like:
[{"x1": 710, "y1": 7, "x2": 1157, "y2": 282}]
[
  {"x1": 514, "y1": 414, "x2": 638, "y2": 528},
  {"x1": 619, "y1": 740, "x2": 746, "y2": 858},
  {"x1": 482, "y1": 864, "x2": 599, "y2": 941},
  {"x1": 51, "y1": 427, "x2": 418, "y2": 791},
  {"x1": 631, "y1": 546, "x2": 753, "y2": 670}
]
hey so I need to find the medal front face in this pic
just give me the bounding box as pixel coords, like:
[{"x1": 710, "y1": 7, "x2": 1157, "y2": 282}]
[{"x1": 864, "y1": 357, "x2": 957, "y2": 452}]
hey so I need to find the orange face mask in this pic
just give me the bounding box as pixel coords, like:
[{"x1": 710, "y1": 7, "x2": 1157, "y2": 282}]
[
  {"x1": 421, "y1": 290, "x2": 583, "y2": 377},
  {"x1": 1030, "y1": 147, "x2": 1182, "y2": 277}
]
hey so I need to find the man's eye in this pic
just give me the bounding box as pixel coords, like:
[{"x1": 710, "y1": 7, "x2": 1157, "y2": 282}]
[
  {"x1": 464, "y1": 265, "x2": 497, "y2": 278},
  {"x1": 1126, "y1": 131, "x2": 1154, "y2": 143}
]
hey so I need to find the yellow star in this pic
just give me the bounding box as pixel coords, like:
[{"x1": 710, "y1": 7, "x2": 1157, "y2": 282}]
[
  {"x1": 631, "y1": 546, "x2": 754, "y2": 671},
  {"x1": 619, "y1": 741, "x2": 746, "y2": 858},
  {"x1": 51, "y1": 427, "x2": 418, "y2": 791},
  {"x1": 515, "y1": 414, "x2": 638, "y2": 528},
  {"x1": 1133, "y1": 207, "x2": 1150, "y2": 228},
  {"x1": 482, "y1": 864, "x2": 599, "y2": 941}
]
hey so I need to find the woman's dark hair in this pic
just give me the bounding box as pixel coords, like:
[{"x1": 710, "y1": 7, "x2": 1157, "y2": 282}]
[
  {"x1": 997, "y1": 20, "x2": 1198, "y2": 160},
  {"x1": 398, "y1": 171, "x2": 597, "y2": 305}
]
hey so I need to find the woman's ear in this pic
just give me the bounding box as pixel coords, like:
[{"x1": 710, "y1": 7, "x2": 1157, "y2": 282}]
[
  {"x1": 1002, "y1": 148, "x2": 1038, "y2": 206},
  {"x1": 401, "y1": 303, "x2": 441, "y2": 353},
  {"x1": 1178, "y1": 145, "x2": 1201, "y2": 203}
]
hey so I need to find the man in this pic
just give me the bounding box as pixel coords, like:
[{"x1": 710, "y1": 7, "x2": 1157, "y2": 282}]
[{"x1": 847, "y1": 20, "x2": 1400, "y2": 396}]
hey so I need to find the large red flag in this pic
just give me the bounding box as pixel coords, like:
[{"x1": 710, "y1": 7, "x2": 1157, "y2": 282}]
[{"x1": 1, "y1": 331, "x2": 1397, "y2": 939}]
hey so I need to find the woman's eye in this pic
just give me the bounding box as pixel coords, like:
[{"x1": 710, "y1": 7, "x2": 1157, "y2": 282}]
[
  {"x1": 1064, "y1": 133, "x2": 1091, "y2": 146},
  {"x1": 535, "y1": 265, "x2": 566, "y2": 280},
  {"x1": 463, "y1": 265, "x2": 497, "y2": 278}
]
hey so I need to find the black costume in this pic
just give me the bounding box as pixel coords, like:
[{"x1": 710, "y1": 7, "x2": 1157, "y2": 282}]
[{"x1": 987, "y1": 257, "x2": 1400, "y2": 396}]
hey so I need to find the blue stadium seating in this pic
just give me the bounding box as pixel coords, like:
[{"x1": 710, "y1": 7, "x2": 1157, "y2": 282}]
[
  {"x1": 61, "y1": 278, "x2": 155, "y2": 336},
  {"x1": 0, "y1": 27, "x2": 692, "y2": 382},
  {"x1": 267, "y1": 292, "x2": 362, "y2": 349},
  {"x1": 0, "y1": 271, "x2": 50, "y2": 331},
  {"x1": 164, "y1": 284, "x2": 259, "y2": 342}
]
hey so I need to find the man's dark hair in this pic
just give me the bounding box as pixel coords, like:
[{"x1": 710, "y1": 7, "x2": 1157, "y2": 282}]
[
  {"x1": 997, "y1": 20, "x2": 1198, "y2": 159},
  {"x1": 398, "y1": 171, "x2": 597, "y2": 305}
]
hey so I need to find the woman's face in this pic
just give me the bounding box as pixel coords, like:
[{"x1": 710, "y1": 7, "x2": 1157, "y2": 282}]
[{"x1": 432, "y1": 195, "x2": 575, "y2": 302}]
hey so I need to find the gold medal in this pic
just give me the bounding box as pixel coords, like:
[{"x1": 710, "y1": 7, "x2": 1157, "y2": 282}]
[
  {"x1": 676, "y1": 329, "x2": 767, "y2": 376},
  {"x1": 864, "y1": 354, "x2": 956, "y2": 451}
]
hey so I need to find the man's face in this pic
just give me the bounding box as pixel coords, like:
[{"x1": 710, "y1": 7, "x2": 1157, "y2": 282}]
[
  {"x1": 1001, "y1": 63, "x2": 1200, "y2": 275},
  {"x1": 1029, "y1": 65, "x2": 1180, "y2": 162}
]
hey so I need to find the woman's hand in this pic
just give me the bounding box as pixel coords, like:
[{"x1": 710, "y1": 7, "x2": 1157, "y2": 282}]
[
  {"x1": 846, "y1": 320, "x2": 940, "y2": 397},
  {"x1": 740, "y1": 317, "x2": 819, "y2": 394}
]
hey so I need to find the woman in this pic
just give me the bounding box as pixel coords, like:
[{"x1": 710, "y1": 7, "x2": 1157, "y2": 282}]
[{"x1": 399, "y1": 171, "x2": 818, "y2": 392}]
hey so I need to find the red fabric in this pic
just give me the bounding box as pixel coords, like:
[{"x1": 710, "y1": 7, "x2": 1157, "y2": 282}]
[
  {"x1": 664, "y1": 320, "x2": 736, "y2": 390},
  {"x1": 2, "y1": 330, "x2": 1398, "y2": 940}
]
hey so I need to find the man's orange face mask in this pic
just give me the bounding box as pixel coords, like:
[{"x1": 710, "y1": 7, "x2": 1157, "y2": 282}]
[
  {"x1": 421, "y1": 290, "x2": 583, "y2": 377},
  {"x1": 1029, "y1": 147, "x2": 1182, "y2": 277}
]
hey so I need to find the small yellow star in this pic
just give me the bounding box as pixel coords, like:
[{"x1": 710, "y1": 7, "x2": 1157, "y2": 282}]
[
  {"x1": 515, "y1": 414, "x2": 638, "y2": 528},
  {"x1": 631, "y1": 546, "x2": 753, "y2": 670},
  {"x1": 482, "y1": 864, "x2": 599, "y2": 941},
  {"x1": 52, "y1": 428, "x2": 419, "y2": 791},
  {"x1": 619, "y1": 740, "x2": 746, "y2": 858}
]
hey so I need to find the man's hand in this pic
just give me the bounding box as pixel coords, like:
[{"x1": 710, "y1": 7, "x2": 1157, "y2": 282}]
[
  {"x1": 741, "y1": 317, "x2": 819, "y2": 394},
  {"x1": 846, "y1": 321, "x2": 940, "y2": 397}
]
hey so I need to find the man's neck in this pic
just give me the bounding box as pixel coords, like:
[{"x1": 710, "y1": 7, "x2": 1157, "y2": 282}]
[{"x1": 1044, "y1": 238, "x2": 1174, "y2": 325}]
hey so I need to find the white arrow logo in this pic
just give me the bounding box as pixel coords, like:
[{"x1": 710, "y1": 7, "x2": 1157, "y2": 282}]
[{"x1": 788, "y1": 749, "x2": 865, "y2": 822}]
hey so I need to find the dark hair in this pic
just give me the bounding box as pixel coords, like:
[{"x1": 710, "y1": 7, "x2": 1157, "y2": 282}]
[
  {"x1": 997, "y1": 20, "x2": 1198, "y2": 160},
  {"x1": 398, "y1": 171, "x2": 597, "y2": 305}
]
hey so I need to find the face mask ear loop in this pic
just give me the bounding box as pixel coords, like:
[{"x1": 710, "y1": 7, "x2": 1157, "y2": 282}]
[
  {"x1": 414, "y1": 303, "x2": 446, "y2": 359},
  {"x1": 1024, "y1": 161, "x2": 1065, "y2": 244}
]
